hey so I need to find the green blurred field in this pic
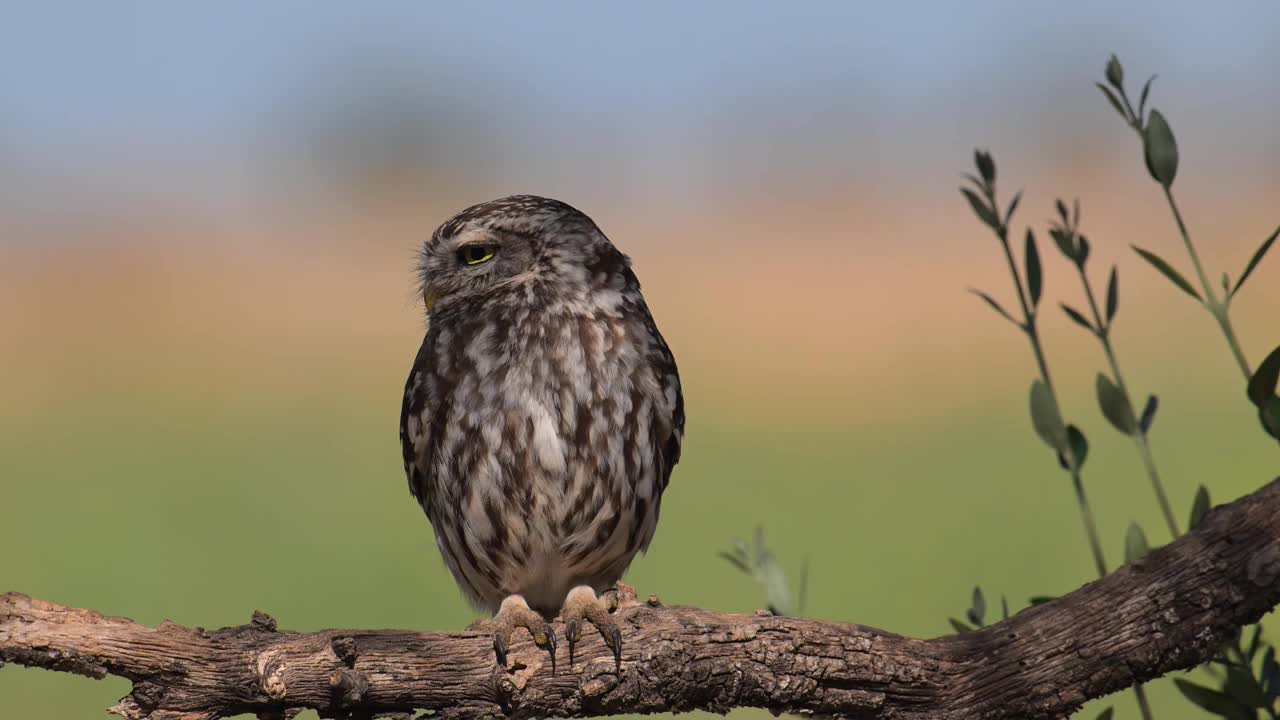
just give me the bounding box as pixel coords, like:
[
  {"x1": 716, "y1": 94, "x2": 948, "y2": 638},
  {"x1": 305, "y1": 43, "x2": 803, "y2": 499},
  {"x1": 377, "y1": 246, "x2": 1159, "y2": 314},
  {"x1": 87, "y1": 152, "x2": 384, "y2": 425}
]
[
  {"x1": 2, "y1": 236, "x2": 1277, "y2": 719},
  {"x1": 1, "y1": 184, "x2": 1278, "y2": 720}
]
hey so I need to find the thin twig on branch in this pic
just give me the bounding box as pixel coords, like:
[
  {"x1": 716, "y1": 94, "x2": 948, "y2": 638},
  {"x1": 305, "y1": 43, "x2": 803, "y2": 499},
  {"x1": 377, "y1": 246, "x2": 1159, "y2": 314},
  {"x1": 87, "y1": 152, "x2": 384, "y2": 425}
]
[{"x1": 4, "y1": 477, "x2": 1280, "y2": 720}]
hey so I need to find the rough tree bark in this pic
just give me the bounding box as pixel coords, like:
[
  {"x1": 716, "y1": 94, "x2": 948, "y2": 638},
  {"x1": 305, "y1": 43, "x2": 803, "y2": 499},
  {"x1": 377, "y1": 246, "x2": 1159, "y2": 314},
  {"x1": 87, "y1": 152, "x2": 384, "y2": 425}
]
[{"x1": 3, "y1": 477, "x2": 1280, "y2": 720}]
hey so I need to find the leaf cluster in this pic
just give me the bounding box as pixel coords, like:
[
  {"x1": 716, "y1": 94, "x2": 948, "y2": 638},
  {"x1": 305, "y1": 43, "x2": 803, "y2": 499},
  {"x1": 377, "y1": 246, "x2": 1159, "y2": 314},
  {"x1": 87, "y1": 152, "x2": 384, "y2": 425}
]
[{"x1": 718, "y1": 527, "x2": 809, "y2": 617}]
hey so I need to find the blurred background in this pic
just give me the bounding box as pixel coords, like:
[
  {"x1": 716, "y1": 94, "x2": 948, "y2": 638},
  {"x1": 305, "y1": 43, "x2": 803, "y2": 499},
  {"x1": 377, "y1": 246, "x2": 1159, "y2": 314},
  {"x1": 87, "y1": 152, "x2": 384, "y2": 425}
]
[{"x1": 3, "y1": 2, "x2": 1279, "y2": 718}]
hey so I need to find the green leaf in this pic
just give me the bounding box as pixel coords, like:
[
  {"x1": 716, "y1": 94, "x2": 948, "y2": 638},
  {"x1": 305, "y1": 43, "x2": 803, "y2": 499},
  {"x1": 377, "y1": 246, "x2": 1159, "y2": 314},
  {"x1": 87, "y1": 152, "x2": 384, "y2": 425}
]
[
  {"x1": 1061, "y1": 424, "x2": 1089, "y2": 470},
  {"x1": 1077, "y1": 234, "x2": 1091, "y2": 267},
  {"x1": 1189, "y1": 484, "x2": 1211, "y2": 530},
  {"x1": 1138, "y1": 74, "x2": 1157, "y2": 123},
  {"x1": 749, "y1": 529, "x2": 795, "y2": 616},
  {"x1": 968, "y1": 586, "x2": 986, "y2": 627},
  {"x1": 1004, "y1": 190, "x2": 1022, "y2": 227},
  {"x1": 1247, "y1": 345, "x2": 1280, "y2": 408},
  {"x1": 1133, "y1": 245, "x2": 1202, "y2": 301},
  {"x1": 758, "y1": 555, "x2": 794, "y2": 616},
  {"x1": 948, "y1": 618, "x2": 973, "y2": 635},
  {"x1": 1028, "y1": 595, "x2": 1056, "y2": 606},
  {"x1": 969, "y1": 289, "x2": 1019, "y2": 327},
  {"x1": 961, "y1": 188, "x2": 1000, "y2": 231},
  {"x1": 1247, "y1": 624, "x2": 1262, "y2": 662},
  {"x1": 1105, "y1": 54, "x2": 1125, "y2": 88},
  {"x1": 1029, "y1": 380, "x2": 1066, "y2": 451},
  {"x1": 1061, "y1": 303, "x2": 1096, "y2": 334},
  {"x1": 1232, "y1": 225, "x2": 1280, "y2": 299},
  {"x1": 718, "y1": 551, "x2": 751, "y2": 574},
  {"x1": 1124, "y1": 522, "x2": 1150, "y2": 564},
  {"x1": 1174, "y1": 678, "x2": 1252, "y2": 718},
  {"x1": 974, "y1": 150, "x2": 995, "y2": 186},
  {"x1": 1056, "y1": 198, "x2": 1070, "y2": 224},
  {"x1": 1105, "y1": 266, "x2": 1119, "y2": 324},
  {"x1": 1144, "y1": 109, "x2": 1179, "y2": 187},
  {"x1": 1001, "y1": 594, "x2": 1010, "y2": 621},
  {"x1": 1262, "y1": 647, "x2": 1279, "y2": 697},
  {"x1": 1096, "y1": 82, "x2": 1129, "y2": 123},
  {"x1": 1225, "y1": 666, "x2": 1269, "y2": 708},
  {"x1": 1260, "y1": 396, "x2": 1280, "y2": 440},
  {"x1": 1139, "y1": 394, "x2": 1159, "y2": 434},
  {"x1": 1025, "y1": 230, "x2": 1043, "y2": 307},
  {"x1": 1049, "y1": 227, "x2": 1075, "y2": 260},
  {"x1": 797, "y1": 555, "x2": 809, "y2": 614},
  {"x1": 1096, "y1": 373, "x2": 1136, "y2": 435},
  {"x1": 1095, "y1": 707, "x2": 1114, "y2": 720}
]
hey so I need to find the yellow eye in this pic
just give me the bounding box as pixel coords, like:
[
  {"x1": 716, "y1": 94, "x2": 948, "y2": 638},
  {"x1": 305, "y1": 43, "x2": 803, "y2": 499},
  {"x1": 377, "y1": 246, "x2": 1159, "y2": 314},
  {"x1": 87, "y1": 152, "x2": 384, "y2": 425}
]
[{"x1": 457, "y1": 245, "x2": 495, "y2": 266}]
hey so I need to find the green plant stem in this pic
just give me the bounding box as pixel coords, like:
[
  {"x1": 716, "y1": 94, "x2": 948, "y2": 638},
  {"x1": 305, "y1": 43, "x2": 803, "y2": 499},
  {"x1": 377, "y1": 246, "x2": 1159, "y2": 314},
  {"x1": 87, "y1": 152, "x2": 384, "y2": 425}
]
[
  {"x1": 1162, "y1": 187, "x2": 1252, "y2": 379},
  {"x1": 1071, "y1": 471, "x2": 1109, "y2": 577},
  {"x1": 1077, "y1": 267, "x2": 1179, "y2": 539},
  {"x1": 1134, "y1": 684, "x2": 1155, "y2": 719},
  {"x1": 1135, "y1": 437, "x2": 1178, "y2": 538},
  {"x1": 1213, "y1": 306, "x2": 1253, "y2": 381},
  {"x1": 996, "y1": 236, "x2": 1110, "y2": 578},
  {"x1": 1162, "y1": 186, "x2": 1214, "y2": 302}
]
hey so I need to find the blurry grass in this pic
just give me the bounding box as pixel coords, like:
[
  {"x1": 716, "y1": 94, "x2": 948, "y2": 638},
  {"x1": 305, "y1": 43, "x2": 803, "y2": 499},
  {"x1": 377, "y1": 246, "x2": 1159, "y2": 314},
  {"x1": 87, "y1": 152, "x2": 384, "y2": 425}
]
[{"x1": 2, "y1": 362, "x2": 1275, "y2": 719}]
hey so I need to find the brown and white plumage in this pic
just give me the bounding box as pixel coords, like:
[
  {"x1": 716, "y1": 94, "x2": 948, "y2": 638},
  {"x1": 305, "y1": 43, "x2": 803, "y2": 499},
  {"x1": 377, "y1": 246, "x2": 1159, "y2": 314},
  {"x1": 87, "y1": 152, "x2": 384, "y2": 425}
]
[{"x1": 399, "y1": 195, "x2": 684, "y2": 620}]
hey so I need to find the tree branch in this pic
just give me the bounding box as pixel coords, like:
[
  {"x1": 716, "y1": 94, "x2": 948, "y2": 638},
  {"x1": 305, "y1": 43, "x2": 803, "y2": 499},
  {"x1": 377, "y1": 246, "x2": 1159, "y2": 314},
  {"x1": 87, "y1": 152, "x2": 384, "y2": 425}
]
[{"x1": 5, "y1": 477, "x2": 1280, "y2": 720}]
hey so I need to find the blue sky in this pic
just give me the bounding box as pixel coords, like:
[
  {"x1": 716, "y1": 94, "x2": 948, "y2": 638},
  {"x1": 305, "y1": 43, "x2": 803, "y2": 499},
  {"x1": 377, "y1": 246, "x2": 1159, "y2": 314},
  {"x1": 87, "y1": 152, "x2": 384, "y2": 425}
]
[
  {"x1": 4, "y1": 3, "x2": 1276, "y2": 136},
  {"x1": 2, "y1": 2, "x2": 1277, "y2": 213}
]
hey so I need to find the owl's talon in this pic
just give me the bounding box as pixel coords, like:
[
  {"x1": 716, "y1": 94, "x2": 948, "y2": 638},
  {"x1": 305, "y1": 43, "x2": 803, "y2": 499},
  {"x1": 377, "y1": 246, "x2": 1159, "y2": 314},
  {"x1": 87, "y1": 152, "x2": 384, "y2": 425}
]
[
  {"x1": 473, "y1": 595, "x2": 553, "y2": 670},
  {"x1": 560, "y1": 585, "x2": 624, "y2": 672}
]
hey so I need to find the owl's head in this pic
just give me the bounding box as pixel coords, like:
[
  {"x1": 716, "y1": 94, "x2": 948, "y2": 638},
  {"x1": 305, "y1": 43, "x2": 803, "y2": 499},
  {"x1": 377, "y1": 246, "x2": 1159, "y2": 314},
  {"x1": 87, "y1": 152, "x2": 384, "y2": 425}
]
[{"x1": 416, "y1": 195, "x2": 627, "y2": 314}]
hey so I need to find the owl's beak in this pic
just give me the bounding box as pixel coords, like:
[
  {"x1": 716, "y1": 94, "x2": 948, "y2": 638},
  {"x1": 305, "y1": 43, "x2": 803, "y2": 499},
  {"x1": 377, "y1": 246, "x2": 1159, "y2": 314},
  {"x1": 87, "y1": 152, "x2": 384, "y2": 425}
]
[{"x1": 423, "y1": 289, "x2": 440, "y2": 313}]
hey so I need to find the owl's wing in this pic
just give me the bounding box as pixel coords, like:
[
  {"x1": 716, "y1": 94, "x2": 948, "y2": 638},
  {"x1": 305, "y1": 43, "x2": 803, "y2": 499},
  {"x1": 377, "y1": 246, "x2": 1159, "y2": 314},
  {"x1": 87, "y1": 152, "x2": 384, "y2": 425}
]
[
  {"x1": 400, "y1": 335, "x2": 440, "y2": 513},
  {"x1": 658, "y1": 364, "x2": 684, "y2": 490},
  {"x1": 644, "y1": 311, "x2": 685, "y2": 491}
]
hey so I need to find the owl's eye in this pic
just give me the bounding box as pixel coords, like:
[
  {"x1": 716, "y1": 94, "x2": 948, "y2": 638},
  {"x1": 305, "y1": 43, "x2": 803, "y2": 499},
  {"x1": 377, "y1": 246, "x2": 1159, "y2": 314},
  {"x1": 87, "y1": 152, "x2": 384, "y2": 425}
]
[{"x1": 457, "y1": 245, "x2": 496, "y2": 266}]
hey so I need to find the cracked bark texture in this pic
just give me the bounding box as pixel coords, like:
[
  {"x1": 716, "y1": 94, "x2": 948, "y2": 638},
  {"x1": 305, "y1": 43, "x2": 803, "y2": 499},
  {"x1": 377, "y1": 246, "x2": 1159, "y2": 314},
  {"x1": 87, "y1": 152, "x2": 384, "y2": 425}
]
[{"x1": 4, "y1": 477, "x2": 1280, "y2": 720}]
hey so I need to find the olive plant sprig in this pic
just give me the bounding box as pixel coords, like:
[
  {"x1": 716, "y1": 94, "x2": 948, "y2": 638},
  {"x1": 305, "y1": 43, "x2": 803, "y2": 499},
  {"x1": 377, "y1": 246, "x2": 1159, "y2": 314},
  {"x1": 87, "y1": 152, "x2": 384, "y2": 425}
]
[
  {"x1": 962, "y1": 150, "x2": 1155, "y2": 718},
  {"x1": 1098, "y1": 55, "x2": 1280, "y2": 442},
  {"x1": 1097, "y1": 54, "x2": 1280, "y2": 716},
  {"x1": 1051, "y1": 201, "x2": 1177, "y2": 539},
  {"x1": 962, "y1": 151, "x2": 1106, "y2": 578},
  {"x1": 947, "y1": 54, "x2": 1280, "y2": 719}
]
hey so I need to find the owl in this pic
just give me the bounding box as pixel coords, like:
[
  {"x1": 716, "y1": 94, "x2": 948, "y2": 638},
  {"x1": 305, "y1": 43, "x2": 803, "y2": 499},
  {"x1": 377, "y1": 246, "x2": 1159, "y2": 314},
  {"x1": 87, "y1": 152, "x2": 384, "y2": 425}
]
[{"x1": 399, "y1": 195, "x2": 684, "y2": 669}]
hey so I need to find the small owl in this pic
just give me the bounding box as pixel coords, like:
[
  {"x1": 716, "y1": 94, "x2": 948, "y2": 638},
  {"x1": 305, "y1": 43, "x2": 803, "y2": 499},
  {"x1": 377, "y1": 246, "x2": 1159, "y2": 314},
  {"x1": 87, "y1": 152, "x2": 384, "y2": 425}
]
[{"x1": 399, "y1": 195, "x2": 684, "y2": 668}]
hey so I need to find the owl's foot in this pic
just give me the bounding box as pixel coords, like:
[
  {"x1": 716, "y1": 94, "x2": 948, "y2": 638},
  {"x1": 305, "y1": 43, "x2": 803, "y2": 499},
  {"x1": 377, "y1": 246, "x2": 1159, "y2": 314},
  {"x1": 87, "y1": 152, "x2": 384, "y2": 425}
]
[
  {"x1": 469, "y1": 595, "x2": 556, "y2": 671},
  {"x1": 561, "y1": 585, "x2": 622, "y2": 671}
]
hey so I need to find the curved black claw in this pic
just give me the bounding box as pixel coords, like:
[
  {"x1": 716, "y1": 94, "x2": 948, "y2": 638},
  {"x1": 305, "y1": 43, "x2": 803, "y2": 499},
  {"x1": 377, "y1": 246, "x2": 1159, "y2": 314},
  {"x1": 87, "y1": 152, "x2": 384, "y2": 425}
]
[
  {"x1": 566, "y1": 619, "x2": 580, "y2": 668},
  {"x1": 606, "y1": 625, "x2": 622, "y2": 671},
  {"x1": 542, "y1": 623, "x2": 557, "y2": 673},
  {"x1": 493, "y1": 632, "x2": 509, "y2": 668}
]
